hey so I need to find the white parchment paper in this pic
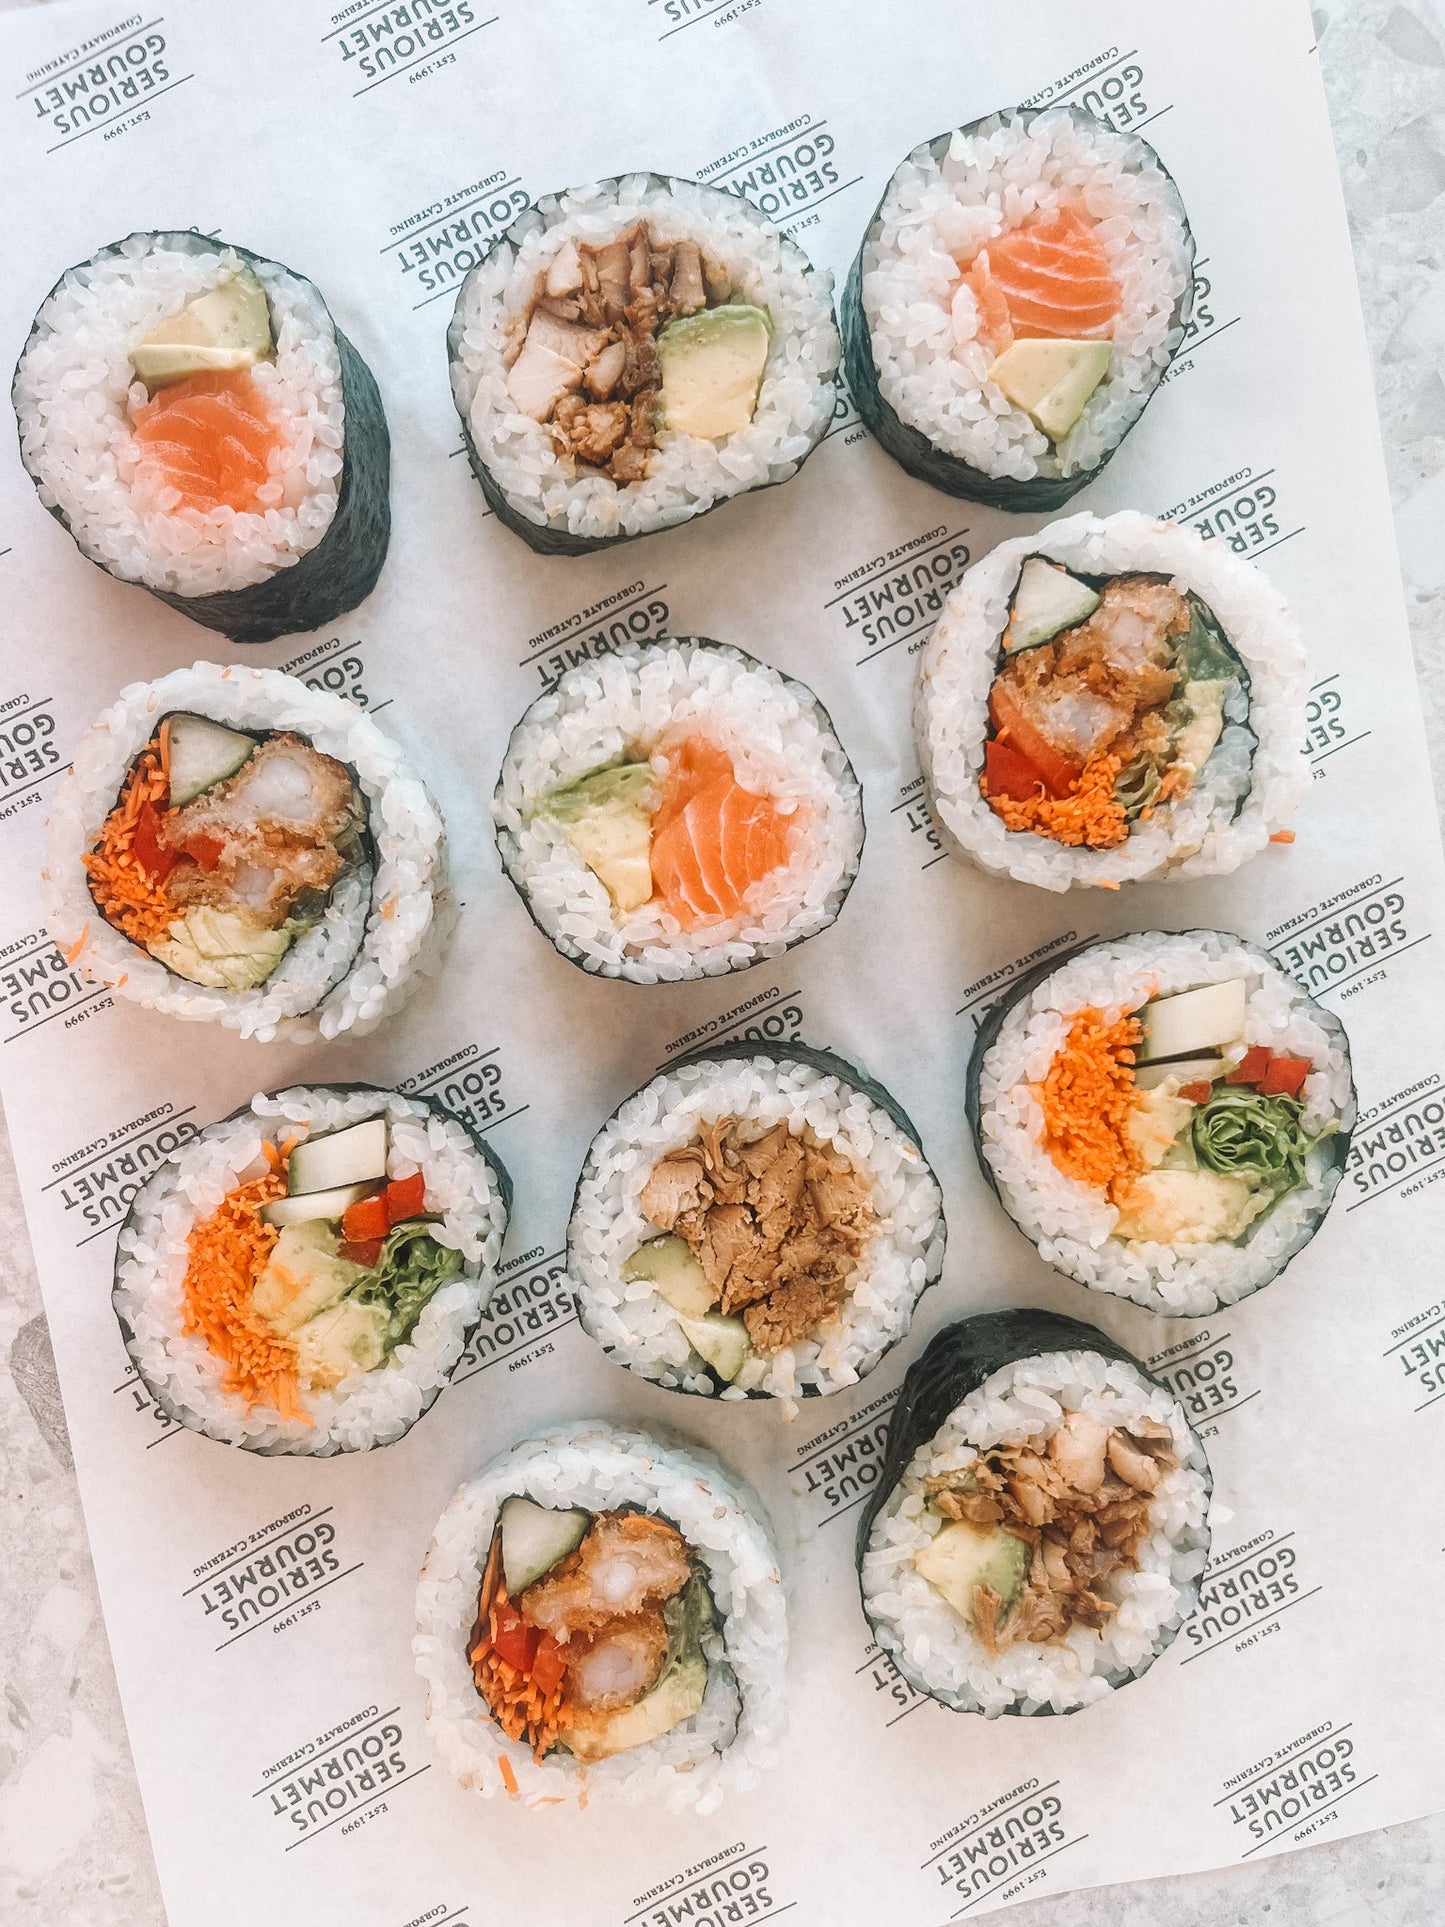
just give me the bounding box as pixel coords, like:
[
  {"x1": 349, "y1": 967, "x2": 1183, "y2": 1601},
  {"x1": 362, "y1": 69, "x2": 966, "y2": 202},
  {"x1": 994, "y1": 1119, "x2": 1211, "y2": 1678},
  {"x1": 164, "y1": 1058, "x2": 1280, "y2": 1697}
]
[{"x1": 0, "y1": 1, "x2": 1441, "y2": 1921}]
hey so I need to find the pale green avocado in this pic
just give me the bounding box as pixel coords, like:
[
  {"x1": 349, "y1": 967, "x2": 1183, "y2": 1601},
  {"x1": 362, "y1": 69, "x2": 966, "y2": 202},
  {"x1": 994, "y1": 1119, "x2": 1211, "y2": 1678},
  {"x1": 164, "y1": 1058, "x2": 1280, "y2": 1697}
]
[
  {"x1": 912, "y1": 1519, "x2": 1029, "y2": 1627},
  {"x1": 148, "y1": 906, "x2": 297, "y2": 991},
  {"x1": 676, "y1": 1309, "x2": 753, "y2": 1384},
  {"x1": 292, "y1": 1297, "x2": 389, "y2": 1388},
  {"x1": 1004, "y1": 556, "x2": 1101, "y2": 653},
  {"x1": 541, "y1": 764, "x2": 656, "y2": 913},
  {"x1": 563, "y1": 1651, "x2": 708, "y2": 1764},
  {"x1": 623, "y1": 1234, "x2": 714, "y2": 1317},
  {"x1": 252, "y1": 1221, "x2": 365, "y2": 1338},
  {"x1": 658, "y1": 304, "x2": 772, "y2": 440},
  {"x1": 130, "y1": 271, "x2": 274, "y2": 388},
  {"x1": 1170, "y1": 679, "x2": 1228, "y2": 775},
  {"x1": 988, "y1": 337, "x2": 1113, "y2": 442}
]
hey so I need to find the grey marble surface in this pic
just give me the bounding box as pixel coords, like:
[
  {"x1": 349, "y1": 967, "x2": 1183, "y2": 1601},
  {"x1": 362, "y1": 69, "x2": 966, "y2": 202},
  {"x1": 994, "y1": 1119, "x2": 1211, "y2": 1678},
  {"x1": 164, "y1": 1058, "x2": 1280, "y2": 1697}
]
[{"x1": 3, "y1": 2, "x2": 1444, "y2": 1922}]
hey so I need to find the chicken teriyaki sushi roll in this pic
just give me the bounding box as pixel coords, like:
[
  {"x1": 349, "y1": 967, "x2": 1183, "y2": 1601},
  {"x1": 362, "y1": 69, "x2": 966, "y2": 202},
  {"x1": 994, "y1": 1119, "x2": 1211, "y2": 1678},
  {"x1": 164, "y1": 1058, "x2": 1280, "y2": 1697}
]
[
  {"x1": 415, "y1": 1424, "x2": 786, "y2": 1811},
  {"x1": 448, "y1": 174, "x2": 839, "y2": 553},
  {"x1": 12, "y1": 231, "x2": 389, "y2": 642},
  {"x1": 44, "y1": 662, "x2": 451, "y2": 1041},
  {"x1": 859, "y1": 1311, "x2": 1212, "y2": 1716},
  {"x1": 917, "y1": 512, "x2": 1308, "y2": 890},
  {"x1": 114, "y1": 1086, "x2": 509, "y2": 1455},
  {"x1": 843, "y1": 107, "x2": 1194, "y2": 509},
  {"x1": 968, "y1": 932, "x2": 1355, "y2": 1317},
  {"x1": 494, "y1": 639, "x2": 863, "y2": 982},
  {"x1": 568, "y1": 1045, "x2": 945, "y2": 1402}
]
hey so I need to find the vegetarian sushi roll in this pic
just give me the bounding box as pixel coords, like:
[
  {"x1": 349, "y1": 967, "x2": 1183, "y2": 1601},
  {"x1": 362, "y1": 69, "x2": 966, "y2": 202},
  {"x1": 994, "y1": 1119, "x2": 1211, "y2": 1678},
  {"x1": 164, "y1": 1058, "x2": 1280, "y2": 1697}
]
[
  {"x1": 114, "y1": 1086, "x2": 509, "y2": 1455},
  {"x1": 968, "y1": 931, "x2": 1355, "y2": 1317},
  {"x1": 568, "y1": 1044, "x2": 945, "y2": 1402},
  {"x1": 858, "y1": 1311, "x2": 1212, "y2": 1716},
  {"x1": 917, "y1": 512, "x2": 1307, "y2": 889},
  {"x1": 843, "y1": 107, "x2": 1193, "y2": 509},
  {"x1": 13, "y1": 232, "x2": 389, "y2": 642},
  {"x1": 44, "y1": 662, "x2": 451, "y2": 1042},
  {"x1": 448, "y1": 174, "x2": 839, "y2": 553},
  {"x1": 494, "y1": 639, "x2": 863, "y2": 982},
  {"x1": 415, "y1": 1423, "x2": 786, "y2": 1810}
]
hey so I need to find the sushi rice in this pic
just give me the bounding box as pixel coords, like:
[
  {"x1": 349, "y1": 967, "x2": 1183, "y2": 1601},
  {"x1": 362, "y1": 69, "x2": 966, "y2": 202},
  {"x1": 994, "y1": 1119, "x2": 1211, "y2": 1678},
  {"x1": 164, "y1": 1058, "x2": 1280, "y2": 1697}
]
[
  {"x1": 415, "y1": 1422, "x2": 787, "y2": 1812},
  {"x1": 568, "y1": 1048, "x2": 946, "y2": 1403},
  {"x1": 917, "y1": 511, "x2": 1308, "y2": 890},
  {"x1": 860, "y1": 1346, "x2": 1211, "y2": 1716},
  {"x1": 44, "y1": 661, "x2": 453, "y2": 1042},
  {"x1": 494, "y1": 639, "x2": 863, "y2": 983},
  {"x1": 114, "y1": 1085, "x2": 509, "y2": 1456},
  {"x1": 971, "y1": 931, "x2": 1355, "y2": 1316}
]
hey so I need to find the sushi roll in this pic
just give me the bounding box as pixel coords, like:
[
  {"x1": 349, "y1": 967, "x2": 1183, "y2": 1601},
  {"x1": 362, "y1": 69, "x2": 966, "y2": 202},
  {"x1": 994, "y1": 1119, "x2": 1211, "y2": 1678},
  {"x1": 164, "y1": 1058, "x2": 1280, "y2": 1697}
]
[
  {"x1": 843, "y1": 107, "x2": 1194, "y2": 509},
  {"x1": 448, "y1": 174, "x2": 839, "y2": 553},
  {"x1": 917, "y1": 511, "x2": 1307, "y2": 890},
  {"x1": 114, "y1": 1085, "x2": 510, "y2": 1456},
  {"x1": 415, "y1": 1422, "x2": 786, "y2": 1811},
  {"x1": 12, "y1": 231, "x2": 389, "y2": 643},
  {"x1": 858, "y1": 1311, "x2": 1212, "y2": 1716},
  {"x1": 44, "y1": 661, "x2": 451, "y2": 1042},
  {"x1": 968, "y1": 931, "x2": 1355, "y2": 1317},
  {"x1": 568, "y1": 1043, "x2": 945, "y2": 1402},
  {"x1": 494, "y1": 638, "x2": 863, "y2": 982}
]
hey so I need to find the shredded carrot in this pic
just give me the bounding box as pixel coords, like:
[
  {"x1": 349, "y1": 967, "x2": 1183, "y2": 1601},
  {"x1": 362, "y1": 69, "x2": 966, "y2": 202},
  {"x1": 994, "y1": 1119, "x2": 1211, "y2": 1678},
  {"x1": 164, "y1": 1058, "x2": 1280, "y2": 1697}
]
[
  {"x1": 1095, "y1": 879, "x2": 1120, "y2": 891},
  {"x1": 470, "y1": 1585, "x2": 568, "y2": 1762},
  {"x1": 1036, "y1": 1008, "x2": 1144, "y2": 1202},
  {"x1": 64, "y1": 925, "x2": 90, "y2": 965},
  {"x1": 81, "y1": 746, "x2": 176, "y2": 946},
  {"x1": 498, "y1": 1756, "x2": 520, "y2": 1798},
  {"x1": 180, "y1": 1154, "x2": 311, "y2": 1423},
  {"x1": 983, "y1": 752, "x2": 1129, "y2": 850},
  {"x1": 1270, "y1": 829, "x2": 1296, "y2": 845}
]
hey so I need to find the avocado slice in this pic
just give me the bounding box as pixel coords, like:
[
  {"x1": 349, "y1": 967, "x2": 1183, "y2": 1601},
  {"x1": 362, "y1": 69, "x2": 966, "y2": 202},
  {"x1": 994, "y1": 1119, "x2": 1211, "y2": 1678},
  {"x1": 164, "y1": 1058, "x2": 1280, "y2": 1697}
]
[
  {"x1": 911, "y1": 1519, "x2": 1028, "y2": 1627},
  {"x1": 988, "y1": 338, "x2": 1113, "y2": 442},
  {"x1": 623, "y1": 1234, "x2": 714, "y2": 1317},
  {"x1": 540, "y1": 764, "x2": 657, "y2": 913},
  {"x1": 676, "y1": 1310, "x2": 753, "y2": 1384},
  {"x1": 130, "y1": 270, "x2": 274, "y2": 388},
  {"x1": 658, "y1": 304, "x2": 772, "y2": 440},
  {"x1": 1170, "y1": 680, "x2": 1228, "y2": 776},
  {"x1": 1004, "y1": 557, "x2": 1101, "y2": 653},
  {"x1": 148, "y1": 905, "x2": 298, "y2": 991},
  {"x1": 292, "y1": 1297, "x2": 389, "y2": 1387},
  {"x1": 252, "y1": 1221, "x2": 366, "y2": 1338},
  {"x1": 563, "y1": 1651, "x2": 708, "y2": 1763}
]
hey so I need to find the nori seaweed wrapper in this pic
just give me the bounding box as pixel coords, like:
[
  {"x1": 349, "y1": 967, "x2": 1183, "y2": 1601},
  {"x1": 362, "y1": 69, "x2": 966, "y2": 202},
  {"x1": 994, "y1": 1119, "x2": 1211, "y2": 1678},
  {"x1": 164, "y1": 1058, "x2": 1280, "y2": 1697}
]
[
  {"x1": 841, "y1": 107, "x2": 1195, "y2": 512},
  {"x1": 446, "y1": 175, "x2": 840, "y2": 556},
  {"x1": 566, "y1": 1039, "x2": 945, "y2": 1399},
  {"x1": 856, "y1": 1308, "x2": 1215, "y2": 1713},
  {"x1": 113, "y1": 1085, "x2": 509, "y2": 1457},
  {"x1": 13, "y1": 231, "x2": 390, "y2": 645},
  {"x1": 492, "y1": 637, "x2": 864, "y2": 981},
  {"x1": 964, "y1": 930, "x2": 1356, "y2": 1311}
]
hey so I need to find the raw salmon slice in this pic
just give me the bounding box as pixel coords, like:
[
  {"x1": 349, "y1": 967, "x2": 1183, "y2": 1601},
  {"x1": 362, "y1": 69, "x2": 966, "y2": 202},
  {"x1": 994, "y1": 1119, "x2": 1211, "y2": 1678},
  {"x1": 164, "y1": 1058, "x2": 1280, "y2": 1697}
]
[
  {"x1": 971, "y1": 206, "x2": 1121, "y2": 342},
  {"x1": 131, "y1": 371, "x2": 280, "y2": 514},
  {"x1": 650, "y1": 735, "x2": 793, "y2": 928}
]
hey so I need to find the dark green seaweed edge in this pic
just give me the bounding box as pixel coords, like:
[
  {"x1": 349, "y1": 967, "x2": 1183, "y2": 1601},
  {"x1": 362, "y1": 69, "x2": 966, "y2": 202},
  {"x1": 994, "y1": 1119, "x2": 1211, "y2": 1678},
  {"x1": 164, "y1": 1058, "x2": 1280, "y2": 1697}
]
[
  {"x1": 11, "y1": 230, "x2": 391, "y2": 643},
  {"x1": 492, "y1": 635, "x2": 866, "y2": 983},
  {"x1": 565, "y1": 1037, "x2": 946, "y2": 1401},
  {"x1": 111, "y1": 1082, "x2": 511, "y2": 1458},
  {"x1": 840, "y1": 107, "x2": 1196, "y2": 511},
  {"x1": 445, "y1": 175, "x2": 841, "y2": 556},
  {"x1": 963, "y1": 929, "x2": 1357, "y2": 1310},
  {"x1": 855, "y1": 1307, "x2": 1215, "y2": 1715}
]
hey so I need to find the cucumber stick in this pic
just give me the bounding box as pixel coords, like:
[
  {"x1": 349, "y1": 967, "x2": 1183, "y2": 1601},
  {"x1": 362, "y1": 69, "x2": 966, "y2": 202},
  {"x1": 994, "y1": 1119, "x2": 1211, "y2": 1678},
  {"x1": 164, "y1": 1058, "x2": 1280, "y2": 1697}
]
[
  {"x1": 287, "y1": 1118, "x2": 389, "y2": 1196},
  {"x1": 499, "y1": 1496, "x2": 590, "y2": 1594}
]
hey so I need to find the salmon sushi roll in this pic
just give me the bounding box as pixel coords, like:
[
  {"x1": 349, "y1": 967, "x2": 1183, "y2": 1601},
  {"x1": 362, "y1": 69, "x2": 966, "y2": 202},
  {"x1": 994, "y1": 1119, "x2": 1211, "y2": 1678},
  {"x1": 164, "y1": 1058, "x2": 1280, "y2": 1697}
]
[
  {"x1": 917, "y1": 511, "x2": 1308, "y2": 890},
  {"x1": 44, "y1": 661, "x2": 452, "y2": 1041},
  {"x1": 843, "y1": 107, "x2": 1194, "y2": 510},
  {"x1": 493, "y1": 639, "x2": 864, "y2": 982},
  {"x1": 12, "y1": 231, "x2": 389, "y2": 642}
]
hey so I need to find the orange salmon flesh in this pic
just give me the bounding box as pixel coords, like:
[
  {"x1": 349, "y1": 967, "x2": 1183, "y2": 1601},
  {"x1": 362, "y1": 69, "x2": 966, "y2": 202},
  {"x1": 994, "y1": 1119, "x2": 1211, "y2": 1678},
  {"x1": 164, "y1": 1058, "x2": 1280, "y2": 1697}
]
[{"x1": 131, "y1": 370, "x2": 281, "y2": 515}]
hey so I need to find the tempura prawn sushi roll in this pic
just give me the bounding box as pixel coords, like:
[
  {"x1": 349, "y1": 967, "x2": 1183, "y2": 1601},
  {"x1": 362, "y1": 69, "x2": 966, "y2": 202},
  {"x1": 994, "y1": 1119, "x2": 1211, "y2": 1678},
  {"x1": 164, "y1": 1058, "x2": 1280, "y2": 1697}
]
[
  {"x1": 843, "y1": 107, "x2": 1194, "y2": 509},
  {"x1": 114, "y1": 1086, "x2": 509, "y2": 1455},
  {"x1": 494, "y1": 639, "x2": 863, "y2": 982},
  {"x1": 917, "y1": 512, "x2": 1307, "y2": 889},
  {"x1": 416, "y1": 1423, "x2": 786, "y2": 1811},
  {"x1": 858, "y1": 1311, "x2": 1212, "y2": 1716},
  {"x1": 13, "y1": 231, "x2": 389, "y2": 642},
  {"x1": 448, "y1": 174, "x2": 839, "y2": 553},
  {"x1": 967, "y1": 931, "x2": 1356, "y2": 1317},
  {"x1": 44, "y1": 662, "x2": 451, "y2": 1041},
  {"x1": 568, "y1": 1044, "x2": 945, "y2": 1402}
]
